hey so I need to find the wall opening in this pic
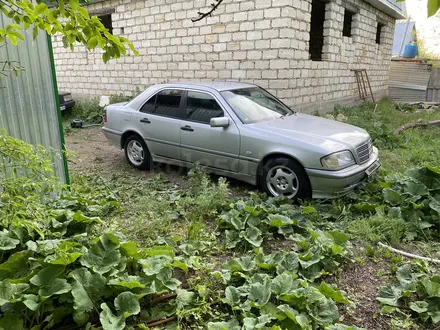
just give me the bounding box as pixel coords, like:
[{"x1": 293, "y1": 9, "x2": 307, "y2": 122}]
[
  {"x1": 343, "y1": 9, "x2": 354, "y2": 37},
  {"x1": 376, "y1": 22, "x2": 384, "y2": 44},
  {"x1": 99, "y1": 14, "x2": 113, "y2": 34},
  {"x1": 309, "y1": 0, "x2": 326, "y2": 61}
]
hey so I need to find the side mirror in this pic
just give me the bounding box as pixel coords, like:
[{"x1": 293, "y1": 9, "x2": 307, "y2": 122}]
[{"x1": 210, "y1": 117, "x2": 230, "y2": 128}]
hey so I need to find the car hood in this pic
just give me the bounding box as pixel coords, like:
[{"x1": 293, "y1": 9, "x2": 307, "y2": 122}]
[{"x1": 250, "y1": 113, "x2": 370, "y2": 152}]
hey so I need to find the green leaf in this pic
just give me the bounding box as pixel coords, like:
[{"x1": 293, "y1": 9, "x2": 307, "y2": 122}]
[
  {"x1": 140, "y1": 255, "x2": 172, "y2": 276},
  {"x1": 80, "y1": 233, "x2": 121, "y2": 274},
  {"x1": 46, "y1": 251, "x2": 82, "y2": 265},
  {"x1": 35, "y1": 3, "x2": 48, "y2": 15},
  {"x1": 108, "y1": 274, "x2": 146, "y2": 289},
  {"x1": 0, "y1": 280, "x2": 29, "y2": 305},
  {"x1": 383, "y1": 189, "x2": 403, "y2": 205},
  {"x1": 327, "y1": 231, "x2": 350, "y2": 245},
  {"x1": 277, "y1": 304, "x2": 298, "y2": 320},
  {"x1": 0, "y1": 232, "x2": 19, "y2": 251},
  {"x1": 299, "y1": 252, "x2": 323, "y2": 269},
  {"x1": 0, "y1": 313, "x2": 23, "y2": 330},
  {"x1": 409, "y1": 300, "x2": 429, "y2": 313},
  {"x1": 420, "y1": 276, "x2": 440, "y2": 297},
  {"x1": 0, "y1": 250, "x2": 33, "y2": 280},
  {"x1": 176, "y1": 289, "x2": 196, "y2": 309},
  {"x1": 115, "y1": 292, "x2": 140, "y2": 317},
  {"x1": 225, "y1": 230, "x2": 240, "y2": 249},
  {"x1": 311, "y1": 297, "x2": 339, "y2": 324},
  {"x1": 224, "y1": 286, "x2": 241, "y2": 305},
  {"x1": 156, "y1": 267, "x2": 181, "y2": 291},
  {"x1": 428, "y1": 0, "x2": 440, "y2": 16},
  {"x1": 102, "y1": 52, "x2": 110, "y2": 63},
  {"x1": 120, "y1": 241, "x2": 138, "y2": 257},
  {"x1": 100, "y1": 303, "x2": 125, "y2": 330},
  {"x1": 405, "y1": 181, "x2": 429, "y2": 196},
  {"x1": 207, "y1": 319, "x2": 241, "y2": 330},
  {"x1": 429, "y1": 199, "x2": 440, "y2": 215},
  {"x1": 23, "y1": 294, "x2": 40, "y2": 311},
  {"x1": 87, "y1": 36, "x2": 98, "y2": 49},
  {"x1": 268, "y1": 214, "x2": 294, "y2": 227},
  {"x1": 277, "y1": 252, "x2": 299, "y2": 274},
  {"x1": 30, "y1": 265, "x2": 71, "y2": 298},
  {"x1": 30, "y1": 265, "x2": 64, "y2": 286},
  {"x1": 396, "y1": 264, "x2": 418, "y2": 290},
  {"x1": 302, "y1": 206, "x2": 317, "y2": 214},
  {"x1": 70, "y1": 268, "x2": 107, "y2": 315},
  {"x1": 319, "y1": 282, "x2": 350, "y2": 304},
  {"x1": 242, "y1": 225, "x2": 263, "y2": 247},
  {"x1": 249, "y1": 276, "x2": 271, "y2": 307},
  {"x1": 377, "y1": 285, "x2": 403, "y2": 307},
  {"x1": 38, "y1": 278, "x2": 71, "y2": 298},
  {"x1": 271, "y1": 273, "x2": 294, "y2": 295},
  {"x1": 242, "y1": 315, "x2": 271, "y2": 329},
  {"x1": 223, "y1": 255, "x2": 256, "y2": 272}
]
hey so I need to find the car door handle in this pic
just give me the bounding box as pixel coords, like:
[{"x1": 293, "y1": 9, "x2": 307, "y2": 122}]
[
  {"x1": 181, "y1": 125, "x2": 194, "y2": 132},
  {"x1": 140, "y1": 118, "x2": 151, "y2": 123}
]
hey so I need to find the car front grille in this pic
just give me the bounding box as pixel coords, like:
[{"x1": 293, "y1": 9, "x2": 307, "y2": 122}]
[{"x1": 356, "y1": 140, "x2": 373, "y2": 164}]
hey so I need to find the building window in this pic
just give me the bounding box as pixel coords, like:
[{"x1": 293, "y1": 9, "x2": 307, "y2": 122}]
[
  {"x1": 309, "y1": 0, "x2": 326, "y2": 61},
  {"x1": 343, "y1": 9, "x2": 354, "y2": 37},
  {"x1": 376, "y1": 22, "x2": 384, "y2": 44},
  {"x1": 99, "y1": 14, "x2": 113, "y2": 34}
]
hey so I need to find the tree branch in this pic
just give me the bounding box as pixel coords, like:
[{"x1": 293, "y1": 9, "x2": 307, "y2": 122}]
[
  {"x1": 394, "y1": 119, "x2": 440, "y2": 135},
  {"x1": 192, "y1": 0, "x2": 224, "y2": 22}
]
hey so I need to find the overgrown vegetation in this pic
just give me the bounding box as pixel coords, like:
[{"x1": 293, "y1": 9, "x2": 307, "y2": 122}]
[{"x1": 2, "y1": 99, "x2": 440, "y2": 329}]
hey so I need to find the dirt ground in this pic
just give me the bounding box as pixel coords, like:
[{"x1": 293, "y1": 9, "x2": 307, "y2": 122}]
[
  {"x1": 64, "y1": 127, "x2": 252, "y2": 193},
  {"x1": 65, "y1": 127, "x2": 126, "y2": 173}
]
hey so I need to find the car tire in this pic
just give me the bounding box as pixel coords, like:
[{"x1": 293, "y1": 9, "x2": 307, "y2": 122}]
[
  {"x1": 261, "y1": 157, "x2": 312, "y2": 200},
  {"x1": 124, "y1": 134, "x2": 152, "y2": 170}
]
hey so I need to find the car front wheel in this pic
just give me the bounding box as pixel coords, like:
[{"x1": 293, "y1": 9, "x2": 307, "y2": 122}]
[
  {"x1": 124, "y1": 135, "x2": 152, "y2": 170},
  {"x1": 262, "y1": 157, "x2": 311, "y2": 200}
]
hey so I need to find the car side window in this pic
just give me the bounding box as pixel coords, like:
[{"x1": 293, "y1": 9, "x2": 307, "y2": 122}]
[
  {"x1": 140, "y1": 95, "x2": 156, "y2": 113},
  {"x1": 153, "y1": 89, "x2": 183, "y2": 118},
  {"x1": 185, "y1": 91, "x2": 224, "y2": 124}
]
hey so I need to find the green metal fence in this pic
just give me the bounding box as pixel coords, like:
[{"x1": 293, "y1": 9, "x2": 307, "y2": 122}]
[{"x1": 0, "y1": 14, "x2": 69, "y2": 184}]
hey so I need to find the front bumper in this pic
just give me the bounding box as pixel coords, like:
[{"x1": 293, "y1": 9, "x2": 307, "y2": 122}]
[{"x1": 305, "y1": 148, "x2": 380, "y2": 199}]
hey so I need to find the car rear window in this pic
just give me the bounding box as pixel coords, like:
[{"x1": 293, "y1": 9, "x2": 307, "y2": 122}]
[{"x1": 141, "y1": 89, "x2": 183, "y2": 118}]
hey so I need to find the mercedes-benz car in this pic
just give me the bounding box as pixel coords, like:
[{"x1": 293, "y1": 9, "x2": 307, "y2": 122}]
[{"x1": 102, "y1": 82, "x2": 380, "y2": 199}]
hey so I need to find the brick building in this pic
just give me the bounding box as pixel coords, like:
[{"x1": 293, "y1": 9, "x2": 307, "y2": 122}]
[{"x1": 52, "y1": 0, "x2": 405, "y2": 112}]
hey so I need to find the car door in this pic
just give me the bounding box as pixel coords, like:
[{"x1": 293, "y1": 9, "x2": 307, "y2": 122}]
[
  {"x1": 132, "y1": 89, "x2": 184, "y2": 160},
  {"x1": 180, "y1": 90, "x2": 240, "y2": 172}
]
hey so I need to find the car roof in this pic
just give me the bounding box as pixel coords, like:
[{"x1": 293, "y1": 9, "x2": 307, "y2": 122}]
[{"x1": 153, "y1": 81, "x2": 256, "y2": 92}]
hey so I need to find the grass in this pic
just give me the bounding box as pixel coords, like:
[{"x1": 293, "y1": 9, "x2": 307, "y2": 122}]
[
  {"x1": 333, "y1": 98, "x2": 440, "y2": 171},
  {"x1": 61, "y1": 93, "x2": 134, "y2": 135},
  {"x1": 65, "y1": 98, "x2": 440, "y2": 329}
]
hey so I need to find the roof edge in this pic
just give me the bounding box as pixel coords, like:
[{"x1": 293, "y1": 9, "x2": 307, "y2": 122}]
[{"x1": 363, "y1": 0, "x2": 406, "y2": 19}]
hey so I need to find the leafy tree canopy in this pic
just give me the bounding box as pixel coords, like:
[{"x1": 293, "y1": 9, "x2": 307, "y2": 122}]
[{"x1": 0, "y1": 0, "x2": 138, "y2": 63}]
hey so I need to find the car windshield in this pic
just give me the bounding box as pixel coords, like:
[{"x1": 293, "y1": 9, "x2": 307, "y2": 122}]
[{"x1": 220, "y1": 87, "x2": 294, "y2": 124}]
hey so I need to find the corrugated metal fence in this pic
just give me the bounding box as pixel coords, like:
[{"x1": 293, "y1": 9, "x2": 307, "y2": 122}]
[
  {"x1": 0, "y1": 14, "x2": 67, "y2": 183},
  {"x1": 389, "y1": 61, "x2": 432, "y2": 103},
  {"x1": 427, "y1": 68, "x2": 440, "y2": 102}
]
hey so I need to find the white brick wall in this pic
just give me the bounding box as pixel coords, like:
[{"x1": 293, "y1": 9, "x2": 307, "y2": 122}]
[{"x1": 53, "y1": 0, "x2": 395, "y2": 109}]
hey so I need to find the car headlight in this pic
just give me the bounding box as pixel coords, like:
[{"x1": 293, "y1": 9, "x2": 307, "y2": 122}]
[{"x1": 321, "y1": 150, "x2": 355, "y2": 170}]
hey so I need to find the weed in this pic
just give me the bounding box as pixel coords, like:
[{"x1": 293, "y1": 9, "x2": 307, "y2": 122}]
[{"x1": 347, "y1": 215, "x2": 409, "y2": 246}]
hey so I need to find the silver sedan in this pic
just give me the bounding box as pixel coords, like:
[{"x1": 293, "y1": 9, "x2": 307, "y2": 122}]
[{"x1": 102, "y1": 82, "x2": 380, "y2": 199}]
